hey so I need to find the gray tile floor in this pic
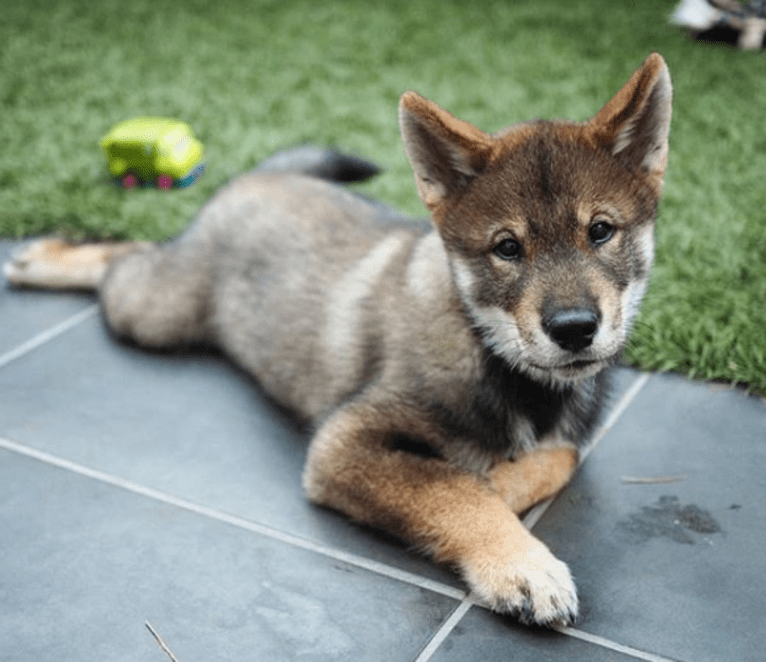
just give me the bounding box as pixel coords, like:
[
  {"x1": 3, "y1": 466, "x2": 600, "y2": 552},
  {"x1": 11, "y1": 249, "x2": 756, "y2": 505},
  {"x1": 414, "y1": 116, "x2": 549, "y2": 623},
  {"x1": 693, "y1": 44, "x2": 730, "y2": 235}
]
[{"x1": 1, "y1": 238, "x2": 765, "y2": 661}]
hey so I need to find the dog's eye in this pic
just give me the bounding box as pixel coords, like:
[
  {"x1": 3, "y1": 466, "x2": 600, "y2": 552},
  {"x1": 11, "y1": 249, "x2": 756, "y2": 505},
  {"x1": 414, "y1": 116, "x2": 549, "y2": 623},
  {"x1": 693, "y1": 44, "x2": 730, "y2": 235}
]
[
  {"x1": 588, "y1": 221, "x2": 614, "y2": 245},
  {"x1": 493, "y1": 238, "x2": 522, "y2": 261}
]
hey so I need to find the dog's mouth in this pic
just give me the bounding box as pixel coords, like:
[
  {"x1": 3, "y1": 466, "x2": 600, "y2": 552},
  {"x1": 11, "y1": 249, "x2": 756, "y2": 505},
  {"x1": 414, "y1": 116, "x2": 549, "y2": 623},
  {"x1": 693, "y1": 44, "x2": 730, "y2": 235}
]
[
  {"x1": 526, "y1": 355, "x2": 614, "y2": 383},
  {"x1": 530, "y1": 357, "x2": 598, "y2": 371},
  {"x1": 560, "y1": 358, "x2": 600, "y2": 371}
]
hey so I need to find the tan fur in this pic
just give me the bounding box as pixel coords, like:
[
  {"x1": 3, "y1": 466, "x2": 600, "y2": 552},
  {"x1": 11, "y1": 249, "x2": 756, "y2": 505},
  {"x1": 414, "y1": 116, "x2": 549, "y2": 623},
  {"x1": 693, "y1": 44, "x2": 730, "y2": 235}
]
[
  {"x1": 4, "y1": 55, "x2": 672, "y2": 626},
  {"x1": 4, "y1": 239, "x2": 150, "y2": 290},
  {"x1": 489, "y1": 443, "x2": 579, "y2": 514},
  {"x1": 302, "y1": 399, "x2": 578, "y2": 622}
]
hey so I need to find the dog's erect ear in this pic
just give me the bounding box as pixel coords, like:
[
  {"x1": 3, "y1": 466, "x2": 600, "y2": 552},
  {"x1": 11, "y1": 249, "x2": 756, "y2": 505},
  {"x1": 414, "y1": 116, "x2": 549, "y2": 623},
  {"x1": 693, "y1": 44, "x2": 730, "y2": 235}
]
[
  {"x1": 588, "y1": 53, "x2": 672, "y2": 195},
  {"x1": 399, "y1": 92, "x2": 494, "y2": 212}
]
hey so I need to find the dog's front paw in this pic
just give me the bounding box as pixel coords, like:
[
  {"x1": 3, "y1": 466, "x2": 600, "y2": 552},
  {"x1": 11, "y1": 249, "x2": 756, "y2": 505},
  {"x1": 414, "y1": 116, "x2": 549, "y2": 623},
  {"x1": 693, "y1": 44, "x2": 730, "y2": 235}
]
[{"x1": 463, "y1": 539, "x2": 578, "y2": 626}]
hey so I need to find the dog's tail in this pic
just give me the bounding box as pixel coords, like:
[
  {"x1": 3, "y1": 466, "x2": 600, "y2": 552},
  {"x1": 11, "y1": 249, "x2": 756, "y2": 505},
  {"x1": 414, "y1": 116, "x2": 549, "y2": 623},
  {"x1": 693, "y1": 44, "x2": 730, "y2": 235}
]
[{"x1": 255, "y1": 145, "x2": 381, "y2": 183}]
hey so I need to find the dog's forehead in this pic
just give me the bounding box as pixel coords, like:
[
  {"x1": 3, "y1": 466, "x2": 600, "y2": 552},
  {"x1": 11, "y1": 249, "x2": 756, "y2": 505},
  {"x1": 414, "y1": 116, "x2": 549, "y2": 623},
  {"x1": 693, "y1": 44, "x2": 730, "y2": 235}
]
[
  {"x1": 496, "y1": 128, "x2": 613, "y2": 194},
  {"x1": 438, "y1": 121, "x2": 659, "y2": 256},
  {"x1": 475, "y1": 127, "x2": 646, "y2": 223}
]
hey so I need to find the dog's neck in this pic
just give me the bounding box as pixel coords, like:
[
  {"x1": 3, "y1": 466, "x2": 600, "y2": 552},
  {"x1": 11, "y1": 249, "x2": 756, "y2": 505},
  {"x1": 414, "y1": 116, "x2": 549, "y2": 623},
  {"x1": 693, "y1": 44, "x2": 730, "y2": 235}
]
[{"x1": 423, "y1": 340, "x2": 610, "y2": 472}]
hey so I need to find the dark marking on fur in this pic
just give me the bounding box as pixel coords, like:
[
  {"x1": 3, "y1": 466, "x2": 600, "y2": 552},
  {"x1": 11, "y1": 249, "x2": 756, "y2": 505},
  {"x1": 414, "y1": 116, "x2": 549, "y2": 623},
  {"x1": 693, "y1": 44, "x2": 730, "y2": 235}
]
[
  {"x1": 256, "y1": 145, "x2": 382, "y2": 183},
  {"x1": 389, "y1": 433, "x2": 444, "y2": 459},
  {"x1": 535, "y1": 139, "x2": 557, "y2": 204}
]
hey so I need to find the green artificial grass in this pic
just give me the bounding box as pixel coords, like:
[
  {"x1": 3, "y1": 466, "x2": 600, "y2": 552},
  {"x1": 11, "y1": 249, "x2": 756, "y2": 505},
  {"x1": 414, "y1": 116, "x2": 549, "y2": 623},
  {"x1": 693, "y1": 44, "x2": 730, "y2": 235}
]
[{"x1": 1, "y1": 0, "x2": 765, "y2": 393}]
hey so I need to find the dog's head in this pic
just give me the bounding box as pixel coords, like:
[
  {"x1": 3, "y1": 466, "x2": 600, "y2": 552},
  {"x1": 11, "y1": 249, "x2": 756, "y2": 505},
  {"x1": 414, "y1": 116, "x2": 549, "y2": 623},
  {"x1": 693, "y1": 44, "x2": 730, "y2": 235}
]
[{"x1": 399, "y1": 54, "x2": 672, "y2": 386}]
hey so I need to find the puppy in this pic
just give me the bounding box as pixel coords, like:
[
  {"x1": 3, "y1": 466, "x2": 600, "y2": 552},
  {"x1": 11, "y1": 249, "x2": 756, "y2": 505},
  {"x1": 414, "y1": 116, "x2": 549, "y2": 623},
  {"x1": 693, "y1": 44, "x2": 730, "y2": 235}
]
[{"x1": 5, "y1": 53, "x2": 672, "y2": 626}]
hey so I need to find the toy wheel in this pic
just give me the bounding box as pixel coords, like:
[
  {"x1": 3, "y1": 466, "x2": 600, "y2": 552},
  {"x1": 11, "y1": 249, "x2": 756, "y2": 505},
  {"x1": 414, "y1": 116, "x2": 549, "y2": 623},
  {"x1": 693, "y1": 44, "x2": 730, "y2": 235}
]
[
  {"x1": 121, "y1": 173, "x2": 138, "y2": 190},
  {"x1": 156, "y1": 174, "x2": 173, "y2": 190}
]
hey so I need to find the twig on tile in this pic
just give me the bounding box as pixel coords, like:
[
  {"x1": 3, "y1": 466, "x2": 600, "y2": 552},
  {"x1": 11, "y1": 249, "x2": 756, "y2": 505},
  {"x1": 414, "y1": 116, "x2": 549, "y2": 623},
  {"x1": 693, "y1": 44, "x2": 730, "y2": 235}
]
[
  {"x1": 145, "y1": 621, "x2": 181, "y2": 662},
  {"x1": 621, "y1": 474, "x2": 687, "y2": 485}
]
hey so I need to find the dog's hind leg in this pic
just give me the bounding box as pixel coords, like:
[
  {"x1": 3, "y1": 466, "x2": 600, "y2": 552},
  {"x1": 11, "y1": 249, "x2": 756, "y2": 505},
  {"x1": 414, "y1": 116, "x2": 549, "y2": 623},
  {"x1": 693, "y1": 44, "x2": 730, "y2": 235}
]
[
  {"x1": 98, "y1": 238, "x2": 213, "y2": 348},
  {"x1": 4, "y1": 237, "x2": 151, "y2": 291}
]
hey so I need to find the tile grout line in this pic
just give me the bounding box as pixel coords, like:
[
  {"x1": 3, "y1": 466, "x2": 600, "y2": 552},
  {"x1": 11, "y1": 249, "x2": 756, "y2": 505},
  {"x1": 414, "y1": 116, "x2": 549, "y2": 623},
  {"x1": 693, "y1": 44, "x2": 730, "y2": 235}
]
[
  {"x1": 556, "y1": 626, "x2": 680, "y2": 662},
  {"x1": 413, "y1": 596, "x2": 475, "y2": 662},
  {"x1": 582, "y1": 371, "x2": 654, "y2": 461},
  {"x1": 414, "y1": 602, "x2": 680, "y2": 662},
  {"x1": 0, "y1": 304, "x2": 99, "y2": 370},
  {"x1": 0, "y1": 435, "x2": 465, "y2": 602}
]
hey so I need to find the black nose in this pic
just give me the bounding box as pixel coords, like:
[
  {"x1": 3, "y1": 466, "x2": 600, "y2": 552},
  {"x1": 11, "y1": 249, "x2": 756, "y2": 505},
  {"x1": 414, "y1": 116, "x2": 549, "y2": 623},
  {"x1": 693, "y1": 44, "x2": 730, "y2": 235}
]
[{"x1": 543, "y1": 308, "x2": 599, "y2": 353}]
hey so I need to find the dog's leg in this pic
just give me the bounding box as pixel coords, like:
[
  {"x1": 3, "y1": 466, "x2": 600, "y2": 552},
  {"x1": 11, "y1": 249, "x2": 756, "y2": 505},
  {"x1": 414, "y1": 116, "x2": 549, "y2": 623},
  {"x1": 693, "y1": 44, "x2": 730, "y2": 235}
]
[
  {"x1": 4, "y1": 238, "x2": 151, "y2": 290},
  {"x1": 488, "y1": 442, "x2": 579, "y2": 515},
  {"x1": 97, "y1": 239, "x2": 212, "y2": 348},
  {"x1": 303, "y1": 400, "x2": 578, "y2": 626}
]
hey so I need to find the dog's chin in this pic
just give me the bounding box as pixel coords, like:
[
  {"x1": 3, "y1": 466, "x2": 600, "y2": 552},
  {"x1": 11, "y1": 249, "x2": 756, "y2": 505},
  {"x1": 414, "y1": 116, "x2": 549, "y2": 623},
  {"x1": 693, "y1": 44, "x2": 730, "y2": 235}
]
[{"x1": 522, "y1": 356, "x2": 612, "y2": 386}]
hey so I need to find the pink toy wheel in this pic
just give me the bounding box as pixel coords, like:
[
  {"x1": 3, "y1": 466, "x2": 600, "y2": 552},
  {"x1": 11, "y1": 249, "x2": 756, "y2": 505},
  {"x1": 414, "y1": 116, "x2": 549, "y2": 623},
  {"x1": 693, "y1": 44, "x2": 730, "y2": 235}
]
[
  {"x1": 156, "y1": 174, "x2": 173, "y2": 190},
  {"x1": 121, "y1": 173, "x2": 138, "y2": 190}
]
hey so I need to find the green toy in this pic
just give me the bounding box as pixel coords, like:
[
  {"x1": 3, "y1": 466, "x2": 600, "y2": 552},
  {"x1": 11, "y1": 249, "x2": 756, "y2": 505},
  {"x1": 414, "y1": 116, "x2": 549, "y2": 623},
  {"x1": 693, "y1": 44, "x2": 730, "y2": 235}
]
[{"x1": 101, "y1": 117, "x2": 205, "y2": 189}]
